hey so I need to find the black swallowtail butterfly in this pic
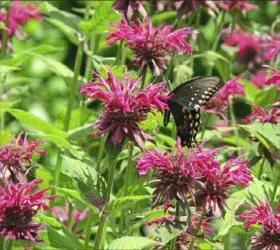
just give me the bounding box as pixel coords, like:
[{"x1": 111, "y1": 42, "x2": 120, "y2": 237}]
[{"x1": 164, "y1": 76, "x2": 224, "y2": 147}]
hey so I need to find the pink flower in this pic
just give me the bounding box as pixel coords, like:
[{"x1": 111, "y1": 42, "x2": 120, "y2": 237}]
[
  {"x1": 245, "y1": 103, "x2": 280, "y2": 124},
  {"x1": 137, "y1": 139, "x2": 199, "y2": 207},
  {"x1": 238, "y1": 199, "x2": 280, "y2": 249},
  {"x1": 107, "y1": 15, "x2": 193, "y2": 75},
  {"x1": 177, "y1": 0, "x2": 218, "y2": 17},
  {"x1": 202, "y1": 75, "x2": 245, "y2": 121},
  {"x1": 264, "y1": 34, "x2": 280, "y2": 61},
  {"x1": 113, "y1": 0, "x2": 147, "y2": 19},
  {"x1": 0, "y1": 132, "x2": 46, "y2": 184},
  {"x1": 52, "y1": 202, "x2": 87, "y2": 233},
  {"x1": 225, "y1": 30, "x2": 265, "y2": 68},
  {"x1": 194, "y1": 155, "x2": 252, "y2": 217},
  {"x1": 0, "y1": 179, "x2": 56, "y2": 243},
  {"x1": 217, "y1": 1, "x2": 258, "y2": 13},
  {"x1": 265, "y1": 66, "x2": 280, "y2": 89},
  {"x1": 81, "y1": 71, "x2": 170, "y2": 149},
  {"x1": 251, "y1": 70, "x2": 267, "y2": 88},
  {"x1": 0, "y1": 0, "x2": 42, "y2": 45}
]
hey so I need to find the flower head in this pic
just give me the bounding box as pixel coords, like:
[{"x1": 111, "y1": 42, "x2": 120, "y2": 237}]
[
  {"x1": 52, "y1": 202, "x2": 87, "y2": 233},
  {"x1": 0, "y1": 132, "x2": 46, "y2": 184},
  {"x1": 263, "y1": 34, "x2": 280, "y2": 61},
  {"x1": 244, "y1": 103, "x2": 280, "y2": 124},
  {"x1": 0, "y1": 0, "x2": 42, "y2": 46},
  {"x1": 113, "y1": 0, "x2": 147, "y2": 19},
  {"x1": 194, "y1": 156, "x2": 252, "y2": 217},
  {"x1": 137, "y1": 139, "x2": 199, "y2": 207},
  {"x1": 265, "y1": 66, "x2": 280, "y2": 90},
  {"x1": 107, "y1": 16, "x2": 193, "y2": 75},
  {"x1": 81, "y1": 71, "x2": 170, "y2": 149},
  {"x1": 238, "y1": 199, "x2": 280, "y2": 249},
  {"x1": 202, "y1": 75, "x2": 245, "y2": 121},
  {"x1": 217, "y1": 1, "x2": 258, "y2": 14},
  {"x1": 0, "y1": 179, "x2": 56, "y2": 243},
  {"x1": 225, "y1": 30, "x2": 264, "y2": 68}
]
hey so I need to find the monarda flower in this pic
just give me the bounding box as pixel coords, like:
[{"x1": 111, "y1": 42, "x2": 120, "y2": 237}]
[
  {"x1": 137, "y1": 139, "x2": 199, "y2": 208},
  {"x1": 0, "y1": 132, "x2": 45, "y2": 184},
  {"x1": 244, "y1": 103, "x2": 280, "y2": 124},
  {"x1": 224, "y1": 30, "x2": 265, "y2": 68},
  {"x1": 81, "y1": 71, "x2": 170, "y2": 149},
  {"x1": 202, "y1": 75, "x2": 245, "y2": 121},
  {"x1": 217, "y1": 1, "x2": 258, "y2": 14},
  {"x1": 113, "y1": 0, "x2": 147, "y2": 19},
  {"x1": 52, "y1": 202, "x2": 87, "y2": 233},
  {"x1": 194, "y1": 156, "x2": 252, "y2": 217},
  {"x1": 238, "y1": 199, "x2": 280, "y2": 250},
  {"x1": 0, "y1": 179, "x2": 56, "y2": 243},
  {"x1": 264, "y1": 34, "x2": 280, "y2": 61},
  {"x1": 265, "y1": 66, "x2": 280, "y2": 90},
  {"x1": 0, "y1": 0, "x2": 42, "y2": 47},
  {"x1": 107, "y1": 15, "x2": 193, "y2": 76}
]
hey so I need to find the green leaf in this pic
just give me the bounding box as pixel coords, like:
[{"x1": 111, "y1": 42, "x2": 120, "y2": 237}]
[
  {"x1": 0, "y1": 21, "x2": 8, "y2": 31},
  {"x1": 46, "y1": 226, "x2": 84, "y2": 249},
  {"x1": 79, "y1": 1, "x2": 121, "y2": 33},
  {"x1": 254, "y1": 85, "x2": 278, "y2": 108},
  {"x1": 108, "y1": 236, "x2": 160, "y2": 250},
  {"x1": 55, "y1": 187, "x2": 99, "y2": 213},
  {"x1": 108, "y1": 195, "x2": 151, "y2": 215},
  {"x1": 6, "y1": 109, "x2": 67, "y2": 138},
  {"x1": 239, "y1": 123, "x2": 280, "y2": 150},
  {"x1": 39, "y1": 1, "x2": 81, "y2": 30},
  {"x1": 45, "y1": 17, "x2": 78, "y2": 45},
  {"x1": 0, "y1": 100, "x2": 19, "y2": 110},
  {"x1": 24, "y1": 52, "x2": 74, "y2": 78},
  {"x1": 193, "y1": 51, "x2": 231, "y2": 64},
  {"x1": 0, "y1": 130, "x2": 12, "y2": 146},
  {"x1": 36, "y1": 214, "x2": 62, "y2": 228},
  {"x1": 158, "y1": 226, "x2": 182, "y2": 245},
  {"x1": 127, "y1": 209, "x2": 167, "y2": 233}
]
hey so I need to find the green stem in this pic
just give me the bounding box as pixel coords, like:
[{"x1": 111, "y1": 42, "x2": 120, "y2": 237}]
[
  {"x1": 0, "y1": 237, "x2": 3, "y2": 250},
  {"x1": 5, "y1": 240, "x2": 13, "y2": 250},
  {"x1": 116, "y1": 40, "x2": 124, "y2": 65},
  {"x1": 242, "y1": 232, "x2": 250, "y2": 250},
  {"x1": 0, "y1": 8, "x2": 10, "y2": 136},
  {"x1": 96, "y1": 136, "x2": 106, "y2": 193},
  {"x1": 271, "y1": 164, "x2": 280, "y2": 204},
  {"x1": 84, "y1": 209, "x2": 94, "y2": 249},
  {"x1": 223, "y1": 232, "x2": 230, "y2": 250},
  {"x1": 64, "y1": 39, "x2": 84, "y2": 132},
  {"x1": 200, "y1": 114, "x2": 211, "y2": 140},
  {"x1": 140, "y1": 65, "x2": 148, "y2": 90},
  {"x1": 94, "y1": 159, "x2": 117, "y2": 250},
  {"x1": 119, "y1": 143, "x2": 134, "y2": 235},
  {"x1": 229, "y1": 99, "x2": 240, "y2": 153},
  {"x1": 169, "y1": 201, "x2": 180, "y2": 250},
  {"x1": 257, "y1": 158, "x2": 265, "y2": 179},
  {"x1": 1, "y1": 8, "x2": 9, "y2": 59},
  {"x1": 67, "y1": 202, "x2": 74, "y2": 232},
  {"x1": 189, "y1": 208, "x2": 207, "y2": 250}
]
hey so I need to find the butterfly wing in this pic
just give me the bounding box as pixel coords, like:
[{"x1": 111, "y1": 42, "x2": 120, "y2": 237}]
[{"x1": 165, "y1": 76, "x2": 224, "y2": 147}]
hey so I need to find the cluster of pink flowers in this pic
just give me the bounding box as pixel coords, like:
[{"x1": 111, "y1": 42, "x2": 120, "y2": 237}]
[
  {"x1": 0, "y1": 133, "x2": 56, "y2": 244},
  {"x1": 245, "y1": 102, "x2": 280, "y2": 124},
  {"x1": 137, "y1": 139, "x2": 252, "y2": 217},
  {"x1": 224, "y1": 30, "x2": 280, "y2": 68},
  {"x1": 107, "y1": 15, "x2": 193, "y2": 76},
  {"x1": 0, "y1": 179, "x2": 55, "y2": 243},
  {"x1": 238, "y1": 199, "x2": 280, "y2": 249},
  {"x1": 0, "y1": 0, "x2": 42, "y2": 47},
  {"x1": 81, "y1": 71, "x2": 170, "y2": 149},
  {"x1": 202, "y1": 75, "x2": 245, "y2": 121},
  {"x1": 0, "y1": 132, "x2": 45, "y2": 184}
]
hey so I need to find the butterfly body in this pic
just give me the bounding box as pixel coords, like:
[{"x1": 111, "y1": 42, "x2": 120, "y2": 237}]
[{"x1": 164, "y1": 76, "x2": 224, "y2": 147}]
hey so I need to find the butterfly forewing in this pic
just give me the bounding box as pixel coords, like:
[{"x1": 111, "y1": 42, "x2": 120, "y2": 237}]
[{"x1": 164, "y1": 76, "x2": 224, "y2": 147}]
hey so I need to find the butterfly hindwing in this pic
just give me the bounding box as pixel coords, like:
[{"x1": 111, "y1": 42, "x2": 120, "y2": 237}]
[{"x1": 165, "y1": 76, "x2": 224, "y2": 147}]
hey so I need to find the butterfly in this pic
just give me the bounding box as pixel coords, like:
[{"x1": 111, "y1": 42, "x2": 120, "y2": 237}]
[{"x1": 164, "y1": 76, "x2": 224, "y2": 147}]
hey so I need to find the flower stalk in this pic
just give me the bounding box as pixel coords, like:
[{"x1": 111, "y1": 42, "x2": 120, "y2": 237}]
[
  {"x1": 189, "y1": 208, "x2": 207, "y2": 250},
  {"x1": 94, "y1": 157, "x2": 117, "y2": 250},
  {"x1": 169, "y1": 201, "x2": 180, "y2": 250},
  {"x1": 119, "y1": 143, "x2": 134, "y2": 234}
]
